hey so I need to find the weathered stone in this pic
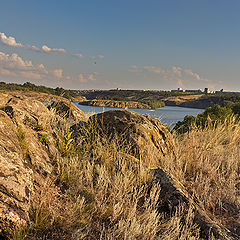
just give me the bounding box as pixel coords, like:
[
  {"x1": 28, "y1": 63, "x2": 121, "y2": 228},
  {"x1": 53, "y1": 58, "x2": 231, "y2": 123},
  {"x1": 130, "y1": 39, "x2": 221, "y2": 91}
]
[
  {"x1": 1, "y1": 97, "x2": 58, "y2": 174},
  {"x1": 0, "y1": 97, "x2": 60, "y2": 236},
  {"x1": 150, "y1": 168, "x2": 239, "y2": 240},
  {"x1": 85, "y1": 110, "x2": 175, "y2": 167},
  {"x1": 0, "y1": 110, "x2": 32, "y2": 237},
  {"x1": 49, "y1": 101, "x2": 88, "y2": 124}
]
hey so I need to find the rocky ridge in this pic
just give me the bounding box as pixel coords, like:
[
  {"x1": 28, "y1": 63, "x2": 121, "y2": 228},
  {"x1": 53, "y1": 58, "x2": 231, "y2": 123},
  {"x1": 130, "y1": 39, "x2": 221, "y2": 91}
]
[{"x1": 0, "y1": 93, "x2": 86, "y2": 238}]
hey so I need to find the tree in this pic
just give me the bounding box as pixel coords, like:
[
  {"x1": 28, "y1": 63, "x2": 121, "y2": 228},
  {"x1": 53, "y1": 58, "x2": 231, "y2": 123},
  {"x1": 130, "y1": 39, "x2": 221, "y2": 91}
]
[{"x1": 174, "y1": 105, "x2": 233, "y2": 134}]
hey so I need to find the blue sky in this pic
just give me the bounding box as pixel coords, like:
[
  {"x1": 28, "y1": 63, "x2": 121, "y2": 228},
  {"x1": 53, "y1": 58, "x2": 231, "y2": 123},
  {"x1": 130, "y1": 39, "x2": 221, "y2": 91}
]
[{"x1": 0, "y1": 0, "x2": 239, "y2": 91}]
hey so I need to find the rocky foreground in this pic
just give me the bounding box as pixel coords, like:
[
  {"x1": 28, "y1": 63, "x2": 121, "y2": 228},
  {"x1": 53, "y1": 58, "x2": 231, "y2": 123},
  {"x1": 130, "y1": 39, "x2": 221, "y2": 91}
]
[{"x1": 0, "y1": 92, "x2": 239, "y2": 239}]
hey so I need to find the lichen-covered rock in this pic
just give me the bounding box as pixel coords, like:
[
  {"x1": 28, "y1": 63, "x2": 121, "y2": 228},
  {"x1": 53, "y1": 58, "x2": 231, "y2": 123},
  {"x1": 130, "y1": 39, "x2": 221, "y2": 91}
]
[
  {"x1": 0, "y1": 97, "x2": 60, "y2": 237},
  {"x1": 86, "y1": 110, "x2": 175, "y2": 167},
  {"x1": 49, "y1": 101, "x2": 88, "y2": 124},
  {"x1": 1, "y1": 97, "x2": 58, "y2": 174},
  {"x1": 0, "y1": 110, "x2": 33, "y2": 237}
]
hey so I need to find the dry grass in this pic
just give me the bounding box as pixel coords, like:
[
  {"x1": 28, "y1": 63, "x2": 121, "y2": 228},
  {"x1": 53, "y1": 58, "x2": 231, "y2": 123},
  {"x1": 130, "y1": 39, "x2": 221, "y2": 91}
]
[
  {"x1": 164, "y1": 118, "x2": 240, "y2": 234},
  {"x1": 13, "y1": 114, "x2": 240, "y2": 239}
]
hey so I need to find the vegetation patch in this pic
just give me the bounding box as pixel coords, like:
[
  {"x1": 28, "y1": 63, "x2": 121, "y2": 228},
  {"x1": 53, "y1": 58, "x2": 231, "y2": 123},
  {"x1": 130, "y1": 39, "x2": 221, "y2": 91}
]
[
  {"x1": 0, "y1": 81, "x2": 77, "y2": 99},
  {"x1": 174, "y1": 103, "x2": 240, "y2": 134},
  {"x1": 2, "y1": 98, "x2": 239, "y2": 239}
]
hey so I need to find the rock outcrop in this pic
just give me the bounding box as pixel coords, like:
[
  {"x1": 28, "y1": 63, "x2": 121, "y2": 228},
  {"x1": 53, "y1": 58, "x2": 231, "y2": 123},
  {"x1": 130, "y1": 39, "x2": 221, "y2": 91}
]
[
  {"x1": 79, "y1": 99, "x2": 151, "y2": 109},
  {"x1": 0, "y1": 110, "x2": 32, "y2": 236},
  {"x1": 49, "y1": 101, "x2": 88, "y2": 124},
  {"x1": 73, "y1": 110, "x2": 175, "y2": 168},
  {"x1": 150, "y1": 169, "x2": 239, "y2": 240},
  {"x1": 0, "y1": 96, "x2": 61, "y2": 238}
]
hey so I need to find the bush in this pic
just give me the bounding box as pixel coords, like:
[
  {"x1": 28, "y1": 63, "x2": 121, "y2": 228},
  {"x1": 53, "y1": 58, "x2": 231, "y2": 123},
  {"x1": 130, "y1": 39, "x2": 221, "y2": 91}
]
[
  {"x1": 174, "y1": 105, "x2": 234, "y2": 134},
  {"x1": 141, "y1": 100, "x2": 165, "y2": 109}
]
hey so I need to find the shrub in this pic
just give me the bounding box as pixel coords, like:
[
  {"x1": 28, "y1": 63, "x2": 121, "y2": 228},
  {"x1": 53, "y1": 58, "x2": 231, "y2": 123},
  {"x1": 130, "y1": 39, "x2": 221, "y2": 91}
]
[{"x1": 174, "y1": 104, "x2": 234, "y2": 134}]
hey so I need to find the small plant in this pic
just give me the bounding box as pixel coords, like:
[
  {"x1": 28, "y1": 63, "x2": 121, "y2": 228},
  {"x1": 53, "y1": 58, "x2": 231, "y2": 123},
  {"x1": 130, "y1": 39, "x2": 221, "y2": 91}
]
[
  {"x1": 39, "y1": 133, "x2": 48, "y2": 146},
  {"x1": 12, "y1": 225, "x2": 29, "y2": 240},
  {"x1": 57, "y1": 129, "x2": 74, "y2": 156},
  {"x1": 64, "y1": 130, "x2": 74, "y2": 153},
  {"x1": 16, "y1": 127, "x2": 28, "y2": 156},
  {"x1": 17, "y1": 127, "x2": 25, "y2": 145}
]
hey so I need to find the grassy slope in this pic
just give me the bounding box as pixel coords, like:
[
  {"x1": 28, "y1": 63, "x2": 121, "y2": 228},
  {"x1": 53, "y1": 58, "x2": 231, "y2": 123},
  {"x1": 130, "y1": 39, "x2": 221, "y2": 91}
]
[
  {"x1": 0, "y1": 81, "x2": 77, "y2": 100},
  {"x1": 13, "y1": 110, "x2": 240, "y2": 239}
]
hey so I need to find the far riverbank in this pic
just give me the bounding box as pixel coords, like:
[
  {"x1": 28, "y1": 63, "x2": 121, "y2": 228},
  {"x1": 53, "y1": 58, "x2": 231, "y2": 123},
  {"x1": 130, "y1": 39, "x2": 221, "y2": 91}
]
[{"x1": 74, "y1": 103, "x2": 204, "y2": 127}]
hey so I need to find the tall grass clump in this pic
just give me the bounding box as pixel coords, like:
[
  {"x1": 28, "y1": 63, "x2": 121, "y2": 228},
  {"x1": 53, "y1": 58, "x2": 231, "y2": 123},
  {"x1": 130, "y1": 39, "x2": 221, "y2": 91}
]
[
  {"x1": 59, "y1": 117, "x2": 209, "y2": 239},
  {"x1": 164, "y1": 117, "x2": 240, "y2": 235}
]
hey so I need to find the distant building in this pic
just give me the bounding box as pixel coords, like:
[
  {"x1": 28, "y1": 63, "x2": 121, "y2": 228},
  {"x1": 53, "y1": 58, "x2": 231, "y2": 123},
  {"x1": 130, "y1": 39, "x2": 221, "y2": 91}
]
[
  {"x1": 171, "y1": 87, "x2": 185, "y2": 92},
  {"x1": 185, "y1": 89, "x2": 202, "y2": 93},
  {"x1": 204, "y1": 88, "x2": 210, "y2": 94}
]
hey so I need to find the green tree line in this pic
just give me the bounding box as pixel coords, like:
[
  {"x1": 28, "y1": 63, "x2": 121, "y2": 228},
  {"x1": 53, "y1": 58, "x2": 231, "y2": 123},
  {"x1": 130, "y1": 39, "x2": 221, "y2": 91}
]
[
  {"x1": 0, "y1": 81, "x2": 76, "y2": 99},
  {"x1": 174, "y1": 102, "x2": 240, "y2": 134},
  {"x1": 100, "y1": 96, "x2": 165, "y2": 109}
]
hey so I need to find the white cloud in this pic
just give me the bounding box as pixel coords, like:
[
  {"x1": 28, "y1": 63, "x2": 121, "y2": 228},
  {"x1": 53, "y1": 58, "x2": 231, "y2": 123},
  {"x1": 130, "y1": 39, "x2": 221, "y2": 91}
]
[
  {"x1": 52, "y1": 69, "x2": 63, "y2": 78},
  {"x1": 172, "y1": 66, "x2": 182, "y2": 77},
  {"x1": 0, "y1": 68, "x2": 17, "y2": 77},
  {"x1": 129, "y1": 65, "x2": 215, "y2": 89},
  {"x1": 0, "y1": 32, "x2": 104, "y2": 60},
  {"x1": 78, "y1": 74, "x2": 87, "y2": 83},
  {"x1": 41, "y1": 45, "x2": 66, "y2": 54},
  {"x1": 0, "y1": 51, "x2": 69, "y2": 82},
  {"x1": 128, "y1": 65, "x2": 143, "y2": 73},
  {"x1": 20, "y1": 71, "x2": 42, "y2": 80},
  {"x1": 0, "y1": 52, "x2": 33, "y2": 71},
  {"x1": 78, "y1": 73, "x2": 97, "y2": 83},
  {"x1": 0, "y1": 51, "x2": 104, "y2": 88},
  {"x1": 143, "y1": 66, "x2": 162, "y2": 74},
  {"x1": 0, "y1": 32, "x2": 40, "y2": 52},
  {"x1": 37, "y1": 64, "x2": 48, "y2": 74},
  {"x1": 0, "y1": 51, "x2": 44, "y2": 79},
  {"x1": 91, "y1": 55, "x2": 104, "y2": 60},
  {"x1": 0, "y1": 32, "x2": 67, "y2": 55},
  {"x1": 0, "y1": 32, "x2": 23, "y2": 48},
  {"x1": 184, "y1": 69, "x2": 201, "y2": 80},
  {"x1": 88, "y1": 74, "x2": 97, "y2": 81},
  {"x1": 73, "y1": 53, "x2": 84, "y2": 58}
]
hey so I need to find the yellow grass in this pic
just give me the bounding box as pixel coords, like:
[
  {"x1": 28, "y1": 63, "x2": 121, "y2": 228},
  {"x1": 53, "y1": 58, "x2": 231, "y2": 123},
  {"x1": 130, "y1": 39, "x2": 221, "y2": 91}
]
[{"x1": 13, "y1": 114, "x2": 240, "y2": 239}]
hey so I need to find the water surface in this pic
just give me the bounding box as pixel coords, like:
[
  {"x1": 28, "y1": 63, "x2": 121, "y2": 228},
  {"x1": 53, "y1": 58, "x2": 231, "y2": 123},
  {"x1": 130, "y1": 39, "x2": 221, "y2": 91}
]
[{"x1": 74, "y1": 103, "x2": 204, "y2": 127}]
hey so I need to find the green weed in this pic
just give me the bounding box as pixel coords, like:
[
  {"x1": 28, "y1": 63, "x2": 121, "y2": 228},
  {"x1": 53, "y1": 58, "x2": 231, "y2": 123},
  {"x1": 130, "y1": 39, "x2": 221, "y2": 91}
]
[{"x1": 39, "y1": 133, "x2": 48, "y2": 146}]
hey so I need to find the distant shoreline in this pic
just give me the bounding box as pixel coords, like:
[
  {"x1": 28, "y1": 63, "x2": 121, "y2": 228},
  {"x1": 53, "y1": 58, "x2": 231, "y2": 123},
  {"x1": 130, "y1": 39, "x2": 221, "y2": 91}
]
[{"x1": 78, "y1": 99, "x2": 164, "y2": 109}]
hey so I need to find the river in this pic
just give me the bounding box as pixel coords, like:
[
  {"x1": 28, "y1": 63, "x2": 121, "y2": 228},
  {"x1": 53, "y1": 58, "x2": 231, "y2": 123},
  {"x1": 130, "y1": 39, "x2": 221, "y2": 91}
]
[{"x1": 74, "y1": 103, "x2": 204, "y2": 127}]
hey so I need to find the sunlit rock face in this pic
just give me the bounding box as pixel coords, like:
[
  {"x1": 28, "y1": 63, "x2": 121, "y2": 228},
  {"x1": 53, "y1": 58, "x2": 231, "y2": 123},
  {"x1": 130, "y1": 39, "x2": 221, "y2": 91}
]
[
  {"x1": 49, "y1": 101, "x2": 88, "y2": 124},
  {"x1": 88, "y1": 110, "x2": 175, "y2": 168},
  {"x1": 0, "y1": 96, "x2": 60, "y2": 238}
]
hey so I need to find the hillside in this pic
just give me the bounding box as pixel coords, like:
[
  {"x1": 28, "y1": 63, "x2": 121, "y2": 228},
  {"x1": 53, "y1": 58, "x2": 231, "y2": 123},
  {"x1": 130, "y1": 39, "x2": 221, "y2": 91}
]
[
  {"x1": 79, "y1": 90, "x2": 240, "y2": 109},
  {"x1": 0, "y1": 91, "x2": 239, "y2": 239},
  {"x1": 79, "y1": 99, "x2": 152, "y2": 109},
  {"x1": 0, "y1": 82, "x2": 85, "y2": 102}
]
